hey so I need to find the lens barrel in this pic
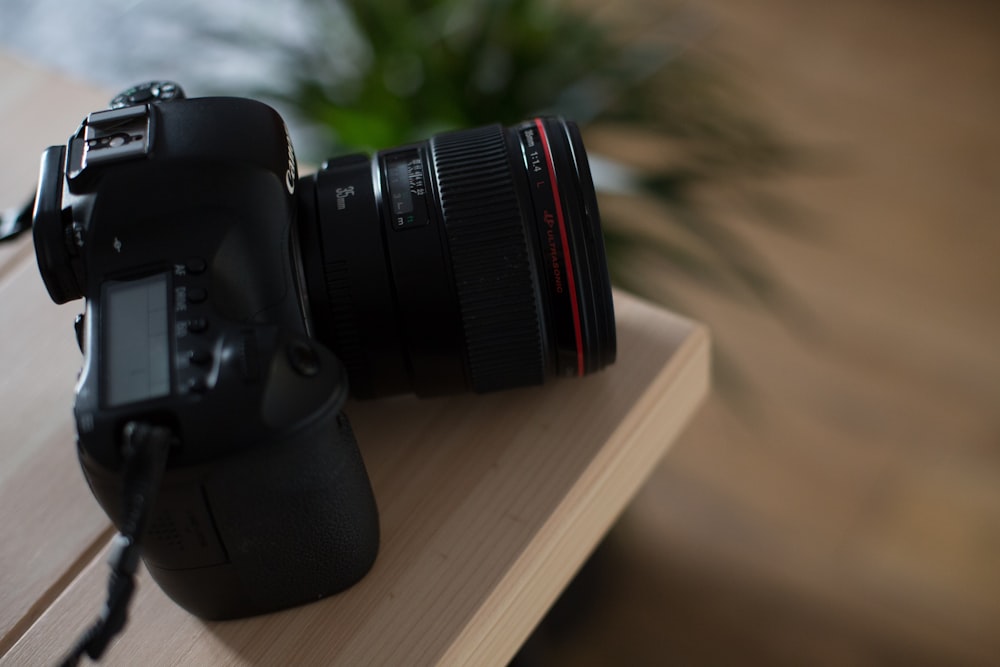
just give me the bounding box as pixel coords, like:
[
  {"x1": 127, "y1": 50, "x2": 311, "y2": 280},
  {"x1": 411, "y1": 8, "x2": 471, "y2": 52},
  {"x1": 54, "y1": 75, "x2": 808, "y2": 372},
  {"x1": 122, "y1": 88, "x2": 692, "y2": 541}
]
[{"x1": 298, "y1": 118, "x2": 615, "y2": 399}]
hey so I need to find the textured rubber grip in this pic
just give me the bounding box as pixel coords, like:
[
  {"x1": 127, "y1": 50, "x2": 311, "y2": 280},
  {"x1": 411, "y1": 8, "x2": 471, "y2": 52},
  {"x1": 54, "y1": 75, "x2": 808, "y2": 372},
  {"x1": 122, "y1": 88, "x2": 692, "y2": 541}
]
[
  {"x1": 431, "y1": 125, "x2": 544, "y2": 392},
  {"x1": 83, "y1": 410, "x2": 380, "y2": 620}
]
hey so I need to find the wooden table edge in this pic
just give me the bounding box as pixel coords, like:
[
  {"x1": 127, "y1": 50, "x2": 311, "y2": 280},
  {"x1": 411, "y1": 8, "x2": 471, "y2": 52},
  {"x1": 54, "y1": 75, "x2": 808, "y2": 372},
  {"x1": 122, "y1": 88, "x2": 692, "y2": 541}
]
[{"x1": 442, "y1": 323, "x2": 711, "y2": 665}]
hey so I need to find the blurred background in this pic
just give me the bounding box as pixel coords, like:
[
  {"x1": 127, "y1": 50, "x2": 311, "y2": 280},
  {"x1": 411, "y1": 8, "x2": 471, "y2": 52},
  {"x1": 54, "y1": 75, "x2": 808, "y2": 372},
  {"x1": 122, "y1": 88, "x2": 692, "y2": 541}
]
[{"x1": 2, "y1": 0, "x2": 999, "y2": 664}]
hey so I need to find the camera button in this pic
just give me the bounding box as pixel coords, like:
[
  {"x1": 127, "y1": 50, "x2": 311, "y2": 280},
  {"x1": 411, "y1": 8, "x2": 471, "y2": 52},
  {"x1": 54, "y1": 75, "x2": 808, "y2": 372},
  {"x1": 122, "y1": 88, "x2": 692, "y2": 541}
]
[
  {"x1": 188, "y1": 287, "x2": 207, "y2": 303},
  {"x1": 185, "y1": 258, "x2": 207, "y2": 274},
  {"x1": 186, "y1": 377, "x2": 208, "y2": 394},
  {"x1": 187, "y1": 318, "x2": 208, "y2": 333},
  {"x1": 287, "y1": 341, "x2": 320, "y2": 377},
  {"x1": 188, "y1": 349, "x2": 212, "y2": 366}
]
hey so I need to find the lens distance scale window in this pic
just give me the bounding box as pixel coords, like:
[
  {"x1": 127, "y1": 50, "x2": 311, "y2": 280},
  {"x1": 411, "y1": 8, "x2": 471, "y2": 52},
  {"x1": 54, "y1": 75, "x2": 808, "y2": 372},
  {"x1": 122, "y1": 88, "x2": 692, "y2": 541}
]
[{"x1": 383, "y1": 150, "x2": 429, "y2": 230}]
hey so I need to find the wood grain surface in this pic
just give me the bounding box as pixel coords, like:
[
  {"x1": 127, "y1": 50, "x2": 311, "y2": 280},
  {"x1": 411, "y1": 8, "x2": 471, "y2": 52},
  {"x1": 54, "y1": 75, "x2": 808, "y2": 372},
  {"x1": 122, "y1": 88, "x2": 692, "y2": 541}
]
[
  {"x1": 0, "y1": 54, "x2": 709, "y2": 666},
  {"x1": 0, "y1": 54, "x2": 114, "y2": 656}
]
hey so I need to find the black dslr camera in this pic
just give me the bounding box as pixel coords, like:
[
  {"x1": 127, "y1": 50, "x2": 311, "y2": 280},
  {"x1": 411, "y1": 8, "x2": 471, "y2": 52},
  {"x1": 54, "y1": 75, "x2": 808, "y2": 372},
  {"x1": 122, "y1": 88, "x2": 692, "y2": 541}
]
[{"x1": 29, "y1": 82, "x2": 615, "y2": 622}]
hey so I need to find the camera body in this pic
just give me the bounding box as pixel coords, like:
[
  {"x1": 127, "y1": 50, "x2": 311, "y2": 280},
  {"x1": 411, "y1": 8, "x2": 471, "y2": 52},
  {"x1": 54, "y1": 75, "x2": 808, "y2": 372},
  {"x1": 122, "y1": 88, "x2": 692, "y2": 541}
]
[
  {"x1": 30, "y1": 80, "x2": 617, "y2": 621},
  {"x1": 33, "y1": 93, "x2": 378, "y2": 619}
]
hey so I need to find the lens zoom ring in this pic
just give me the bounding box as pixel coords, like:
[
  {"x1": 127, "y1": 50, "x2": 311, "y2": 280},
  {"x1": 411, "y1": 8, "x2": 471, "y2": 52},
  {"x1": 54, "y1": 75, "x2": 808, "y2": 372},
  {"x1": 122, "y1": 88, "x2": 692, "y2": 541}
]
[{"x1": 431, "y1": 126, "x2": 543, "y2": 391}]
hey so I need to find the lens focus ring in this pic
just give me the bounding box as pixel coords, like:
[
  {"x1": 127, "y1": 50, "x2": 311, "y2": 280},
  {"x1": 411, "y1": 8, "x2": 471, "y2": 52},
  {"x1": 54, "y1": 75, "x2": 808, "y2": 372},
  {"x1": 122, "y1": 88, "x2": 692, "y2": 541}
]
[{"x1": 431, "y1": 125, "x2": 544, "y2": 392}]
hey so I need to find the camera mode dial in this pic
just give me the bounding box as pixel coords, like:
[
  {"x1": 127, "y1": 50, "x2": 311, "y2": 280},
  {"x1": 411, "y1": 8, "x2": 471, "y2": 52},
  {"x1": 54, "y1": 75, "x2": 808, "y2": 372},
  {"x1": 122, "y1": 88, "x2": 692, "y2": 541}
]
[{"x1": 110, "y1": 81, "x2": 185, "y2": 109}]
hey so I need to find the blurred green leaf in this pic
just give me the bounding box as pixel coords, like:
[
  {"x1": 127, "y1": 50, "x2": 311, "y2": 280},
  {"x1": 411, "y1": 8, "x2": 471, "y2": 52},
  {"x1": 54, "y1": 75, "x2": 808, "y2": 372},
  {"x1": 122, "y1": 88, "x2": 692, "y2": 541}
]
[{"x1": 202, "y1": 0, "x2": 809, "y2": 376}]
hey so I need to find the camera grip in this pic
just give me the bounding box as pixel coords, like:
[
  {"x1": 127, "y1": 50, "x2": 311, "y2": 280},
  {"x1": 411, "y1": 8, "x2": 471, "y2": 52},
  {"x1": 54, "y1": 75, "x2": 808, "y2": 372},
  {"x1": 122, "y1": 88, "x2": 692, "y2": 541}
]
[{"x1": 81, "y1": 412, "x2": 379, "y2": 620}]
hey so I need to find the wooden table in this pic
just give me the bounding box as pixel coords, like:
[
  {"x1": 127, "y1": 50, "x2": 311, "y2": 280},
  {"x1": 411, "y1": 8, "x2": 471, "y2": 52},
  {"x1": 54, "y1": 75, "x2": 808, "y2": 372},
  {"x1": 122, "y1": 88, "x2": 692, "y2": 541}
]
[{"x1": 0, "y1": 54, "x2": 710, "y2": 666}]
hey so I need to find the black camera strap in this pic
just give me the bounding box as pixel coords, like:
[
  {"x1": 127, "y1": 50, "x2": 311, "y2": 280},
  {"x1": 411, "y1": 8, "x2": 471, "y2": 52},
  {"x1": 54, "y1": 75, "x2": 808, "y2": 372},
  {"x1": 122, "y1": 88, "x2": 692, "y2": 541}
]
[
  {"x1": 0, "y1": 195, "x2": 34, "y2": 243},
  {"x1": 60, "y1": 422, "x2": 173, "y2": 667}
]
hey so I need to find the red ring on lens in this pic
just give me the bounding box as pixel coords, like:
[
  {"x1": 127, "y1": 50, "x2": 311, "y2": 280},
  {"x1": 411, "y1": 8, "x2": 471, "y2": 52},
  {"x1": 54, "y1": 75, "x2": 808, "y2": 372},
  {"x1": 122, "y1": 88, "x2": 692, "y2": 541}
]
[{"x1": 534, "y1": 118, "x2": 584, "y2": 376}]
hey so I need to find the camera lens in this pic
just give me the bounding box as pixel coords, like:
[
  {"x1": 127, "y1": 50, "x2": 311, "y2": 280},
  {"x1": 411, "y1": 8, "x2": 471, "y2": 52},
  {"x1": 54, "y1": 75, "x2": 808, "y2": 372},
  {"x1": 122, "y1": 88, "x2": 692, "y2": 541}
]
[{"x1": 297, "y1": 118, "x2": 615, "y2": 399}]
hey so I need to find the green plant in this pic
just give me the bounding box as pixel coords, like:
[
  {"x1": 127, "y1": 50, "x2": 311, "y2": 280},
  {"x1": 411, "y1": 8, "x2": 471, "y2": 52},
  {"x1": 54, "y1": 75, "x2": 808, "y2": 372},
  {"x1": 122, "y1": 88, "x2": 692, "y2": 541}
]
[{"x1": 210, "y1": 0, "x2": 801, "y2": 314}]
